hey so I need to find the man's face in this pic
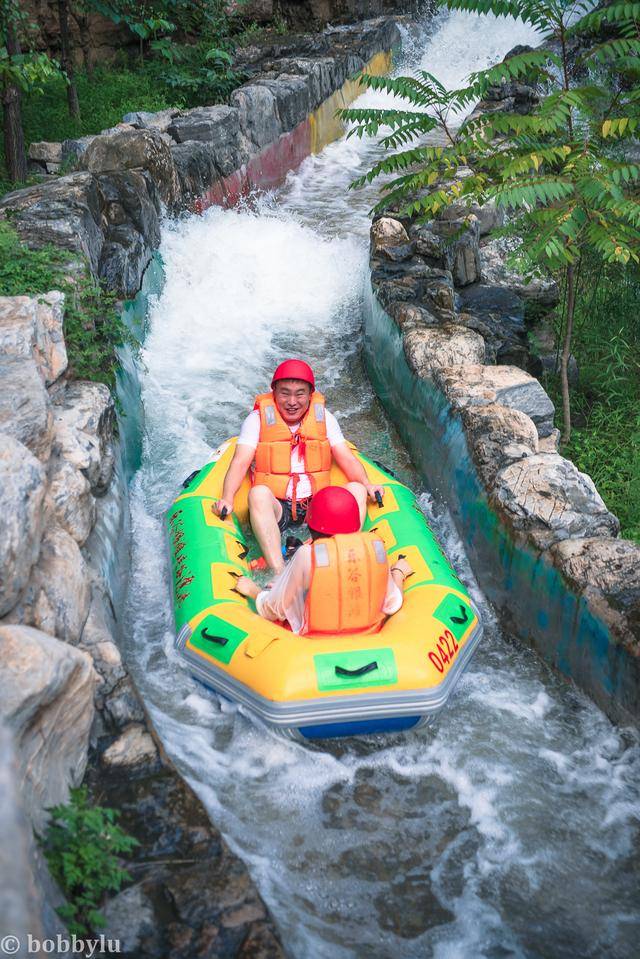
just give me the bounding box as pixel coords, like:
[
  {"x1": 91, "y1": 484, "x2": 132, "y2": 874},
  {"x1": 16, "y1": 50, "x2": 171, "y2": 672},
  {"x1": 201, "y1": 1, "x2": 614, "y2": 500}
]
[{"x1": 273, "y1": 379, "x2": 312, "y2": 424}]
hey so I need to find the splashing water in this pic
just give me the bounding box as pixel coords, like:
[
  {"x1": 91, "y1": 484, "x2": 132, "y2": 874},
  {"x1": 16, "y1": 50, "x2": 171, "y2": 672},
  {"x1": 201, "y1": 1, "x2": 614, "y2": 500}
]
[{"x1": 123, "y1": 10, "x2": 640, "y2": 958}]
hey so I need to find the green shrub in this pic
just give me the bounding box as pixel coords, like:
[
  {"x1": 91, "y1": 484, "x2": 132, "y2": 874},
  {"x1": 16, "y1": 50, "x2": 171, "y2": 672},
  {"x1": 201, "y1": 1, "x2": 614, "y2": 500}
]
[
  {"x1": 543, "y1": 265, "x2": 640, "y2": 541},
  {"x1": 40, "y1": 786, "x2": 138, "y2": 937},
  {"x1": 0, "y1": 222, "x2": 138, "y2": 388}
]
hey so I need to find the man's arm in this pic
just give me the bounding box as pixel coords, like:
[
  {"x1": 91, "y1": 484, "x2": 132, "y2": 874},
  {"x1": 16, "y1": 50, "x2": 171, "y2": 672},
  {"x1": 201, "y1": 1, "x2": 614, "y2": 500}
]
[
  {"x1": 214, "y1": 444, "x2": 255, "y2": 516},
  {"x1": 331, "y1": 442, "x2": 385, "y2": 502}
]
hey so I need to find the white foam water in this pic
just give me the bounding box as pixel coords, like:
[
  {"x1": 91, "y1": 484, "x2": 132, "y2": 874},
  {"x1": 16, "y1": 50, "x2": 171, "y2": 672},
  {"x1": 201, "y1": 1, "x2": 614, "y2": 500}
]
[{"x1": 123, "y1": 10, "x2": 640, "y2": 957}]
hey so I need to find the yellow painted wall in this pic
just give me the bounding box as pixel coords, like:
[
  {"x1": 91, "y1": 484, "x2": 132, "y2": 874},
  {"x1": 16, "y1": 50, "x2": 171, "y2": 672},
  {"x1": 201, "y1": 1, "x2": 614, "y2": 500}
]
[{"x1": 309, "y1": 49, "x2": 393, "y2": 155}]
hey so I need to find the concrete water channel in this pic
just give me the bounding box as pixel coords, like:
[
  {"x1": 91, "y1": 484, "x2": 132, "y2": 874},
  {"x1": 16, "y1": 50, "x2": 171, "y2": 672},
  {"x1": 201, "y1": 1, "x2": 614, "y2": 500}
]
[{"x1": 119, "y1": 10, "x2": 640, "y2": 958}]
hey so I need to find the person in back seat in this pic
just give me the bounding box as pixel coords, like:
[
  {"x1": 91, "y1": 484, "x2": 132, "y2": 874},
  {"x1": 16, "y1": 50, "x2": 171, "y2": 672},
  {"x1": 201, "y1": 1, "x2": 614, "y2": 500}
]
[{"x1": 235, "y1": 486, "x2": 412, "y2": 635}]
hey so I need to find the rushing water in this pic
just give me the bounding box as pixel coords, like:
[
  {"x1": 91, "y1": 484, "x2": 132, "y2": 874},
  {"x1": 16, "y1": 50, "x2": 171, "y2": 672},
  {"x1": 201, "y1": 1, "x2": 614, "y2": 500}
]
[{"x1": 123, "y1": 10, "x2": 640, "y2": 958}]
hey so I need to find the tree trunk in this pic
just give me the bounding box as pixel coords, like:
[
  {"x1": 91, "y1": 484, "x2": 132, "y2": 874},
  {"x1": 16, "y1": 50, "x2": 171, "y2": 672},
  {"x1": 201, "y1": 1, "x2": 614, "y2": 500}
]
[
  {"x1": 2, "y1": 20, "x2": 27, "y2": 183},
  {"x1": 72, "y1": 7, "x2": 94, "y2": 79},
  {"x1": 560, "y1": 262, "x2": 577, "y2": 445},
  {"x1": 58, "y1": 0, "x2": 81, "y2": 120}
]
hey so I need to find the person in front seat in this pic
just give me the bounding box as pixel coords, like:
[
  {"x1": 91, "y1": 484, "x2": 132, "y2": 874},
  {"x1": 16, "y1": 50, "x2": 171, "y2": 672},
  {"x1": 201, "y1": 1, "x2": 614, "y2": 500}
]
[{"x1": 213, "y1": 359, "x2": 384, "y2": 572}]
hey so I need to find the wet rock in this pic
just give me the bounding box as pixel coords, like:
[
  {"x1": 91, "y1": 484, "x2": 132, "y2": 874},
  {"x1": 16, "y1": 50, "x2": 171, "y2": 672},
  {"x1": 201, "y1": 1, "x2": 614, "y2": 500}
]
[
  {"x1": 0, "y1": 434, "x2": 46, "y2": 617},
  {"x1": 255, "y1": 73, "x2": 311, "y2": 132},
  {"x1": 547, "y1": 537, "x2": 640, "y2": 651},
  {"x1": 171, "y1": 141, "x2": 220, "y2": 203},
  {"x1": 371, "y1": 216, "x2": 410, "y2": 251},
  {"x1": 52, "y1": 381, "x2": 115, "y2": 495},
  {"x1": 0, "y1": 723, "x2": 45, "y2": 944},
  {"x1": 481, "y1": 236, "x2": 559, "y2": 307},
  {"x1": 122, "y1": 108, "x2": 182, "y2": 133},
  {"x1": 434, "y1": 364, "x2": 556, "y2": 438},
  {"x1": 539, "y1": 428, "x2": 560, "y2": 453},
  {"x1": 79, "y1": 591, "x2": 126, "y2": 701},
  {"x1": 461, "y1": 402, "x2": 539, "y2": 485},
  {"x1": 230, "y1": 84, "x2": 282, "y2": 151},
  {"x1": 88, "y1": 755, "x2": 284, "y2": 959},
  {"x1": 103, "y1": 676, "x2": 146, "y2": 731},
  {"x1": 97, "y1": 169, "x2": 161, "y2": 238},
  {"x1": 101, "y1": 883, "x2": 156, "y2": 954},
  {"x1": 387, "y1": 301, "x2": 441, "y2": 333},
  {"x1": 28, "y1": 141, "x2": 62, "y2": 164},
  {"x1": 414, "y1": 216, "x2": 481, "y2": 286},
  {"x1": 377, "y1": 241, "x2": 415, "y2": 263},
  {"x1": 46, "y1": 456, "x2": 96, "y2": 545},
  {"x1": 61, "y1": 134, "x2": 96, "y2": 168},
  {"x1": 0, "y1": 624, "x2": 96, "y2": 832},
  {"x1": 492, "y1": 453, "x2": 620, "y2": 550},
  {"x1": 7, "y1": 524, "x2": 91, "y2": 643},
  {"x1": 102, "y1": 724, "x2": 159, "y2": 770},
  {"x1": 422, "y1": 269, "x2": 456, "y2": 318},
  {"x1": 82, "y1": 128, "x2": 179, "y2": 207},
  {"x1": 27, "y1": 140, "x2": 62, "y2": 174},
  {"x1": 0, "y1": 173, "x2": 104, "y2": 273},
  {"x1": 0, "y1": 355, "x2": 53, "y2": 460},
  {"x1": 440, "y1": 196, "x2": 504, "y2": 236},
  {"x1": 0, "y1": 291, "x2": 67, "y2": 386},
  {"x1": 457, "y1": 282, "x2": 529, "y2": 366},
  {"x1": 404, "y1": 324, "x2": 486, "y2": 376},
  {"x1": 168, "y1": 107, "x2": 246, "y2": 178},
  {"x1": 99, "y1": 221, "x2": 155, "y2": 297}
]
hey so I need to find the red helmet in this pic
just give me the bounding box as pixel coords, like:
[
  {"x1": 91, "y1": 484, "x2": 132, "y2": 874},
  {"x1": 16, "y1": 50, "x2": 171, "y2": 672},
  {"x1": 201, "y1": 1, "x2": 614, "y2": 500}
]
[
  {"x1": 307, "y1": 486, "x2": 361, "y2": 535},
  {"x1": 271, "y1": 359, "x2": 315, "y2": 390}
]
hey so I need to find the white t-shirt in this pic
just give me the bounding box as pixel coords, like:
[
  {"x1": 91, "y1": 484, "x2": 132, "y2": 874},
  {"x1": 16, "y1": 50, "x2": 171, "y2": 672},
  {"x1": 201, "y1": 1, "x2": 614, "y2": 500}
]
[
  {"x1": 255, "y1": 543, "x2": 403, "y2": 634},
  {"x1": 237, "y1": 407, "x2": 346, "y2": 500}
]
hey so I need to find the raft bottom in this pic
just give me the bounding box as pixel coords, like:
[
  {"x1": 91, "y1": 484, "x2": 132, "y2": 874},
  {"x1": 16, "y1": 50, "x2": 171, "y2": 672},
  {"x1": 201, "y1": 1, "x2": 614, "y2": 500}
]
[{"x1": 298, "y1": 715, "x2": 424, "y2": 739}]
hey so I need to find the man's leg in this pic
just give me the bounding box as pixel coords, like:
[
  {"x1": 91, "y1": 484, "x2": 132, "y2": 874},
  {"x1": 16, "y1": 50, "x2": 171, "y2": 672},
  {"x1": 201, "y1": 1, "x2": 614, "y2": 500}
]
[
  {"x1": 345, "y1": 481, "x2": 368, "y2": 528},
  {"x1": 248, "y1": 485, "x2": 284, "y2": 572}
]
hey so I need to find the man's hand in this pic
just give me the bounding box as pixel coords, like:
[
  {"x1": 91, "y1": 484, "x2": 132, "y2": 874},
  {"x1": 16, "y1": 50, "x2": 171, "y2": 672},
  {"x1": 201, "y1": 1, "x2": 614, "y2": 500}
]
[
  {"x1": 235, "y1": 575, "x2": 261, "y2": 600},
  {"x1": 213, "y1": 498, "x2": 233, "y2": 517},
  {"x1": 366, "y1": 484, "x2": 385, "y2": 503}
]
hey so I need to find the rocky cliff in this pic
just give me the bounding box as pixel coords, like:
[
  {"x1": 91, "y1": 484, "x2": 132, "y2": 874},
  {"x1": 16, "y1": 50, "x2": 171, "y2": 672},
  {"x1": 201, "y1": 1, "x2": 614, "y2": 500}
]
[{"x1": 0, "y1": 16, "x2": 403, "y2": 952}]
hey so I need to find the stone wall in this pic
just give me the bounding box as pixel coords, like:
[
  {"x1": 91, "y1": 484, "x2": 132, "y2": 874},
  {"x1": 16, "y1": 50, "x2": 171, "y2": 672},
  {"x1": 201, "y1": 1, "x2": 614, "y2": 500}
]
[
  {"x1": 4, "y1": 17, "x2": 400, "y2": 298},
  {"x1": 364, "y1": 132, "x2": 640, "y2": 723}
]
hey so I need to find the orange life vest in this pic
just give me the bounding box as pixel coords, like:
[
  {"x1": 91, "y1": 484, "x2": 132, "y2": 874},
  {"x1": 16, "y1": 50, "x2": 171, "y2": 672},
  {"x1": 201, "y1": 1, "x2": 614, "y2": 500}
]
[
  {"x1": 305, "y1": 532, "x2": 389, "y2": 635},
  {"x1": 253, "y1": 391, "x2": 332, "y2": 514}
]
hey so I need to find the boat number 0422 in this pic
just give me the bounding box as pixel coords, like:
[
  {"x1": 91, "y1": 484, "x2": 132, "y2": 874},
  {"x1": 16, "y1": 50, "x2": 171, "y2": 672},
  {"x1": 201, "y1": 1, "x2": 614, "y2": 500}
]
[{"x1": 429, "y1": 629, "x2": 459, "y2": 673}]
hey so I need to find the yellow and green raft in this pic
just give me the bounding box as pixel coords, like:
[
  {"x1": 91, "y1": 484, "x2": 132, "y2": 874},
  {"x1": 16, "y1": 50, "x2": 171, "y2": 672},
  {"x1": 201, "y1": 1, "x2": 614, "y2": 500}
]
[{"x1": 168, "y1": 439, "x2": 482, "y2": 739}]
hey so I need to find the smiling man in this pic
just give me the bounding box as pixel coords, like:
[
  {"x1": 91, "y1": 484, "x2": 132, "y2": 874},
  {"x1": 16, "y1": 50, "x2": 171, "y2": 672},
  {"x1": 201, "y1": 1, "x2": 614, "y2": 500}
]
[{"x1": 213, "y1": 359, "x2": 384, "y2": 571}]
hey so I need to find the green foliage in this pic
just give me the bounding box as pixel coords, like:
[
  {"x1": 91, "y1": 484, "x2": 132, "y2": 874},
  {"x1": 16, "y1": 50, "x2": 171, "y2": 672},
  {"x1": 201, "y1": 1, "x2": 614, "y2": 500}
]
[
  {"x1": 543, "y1": 265, "x2": 640, "y2": 540},
  {"x1": 0, "y1": 221, "x2": 138, "y2": 388},
  {"x1": 40, "y1": 786, "x2": 138, "y2": 937},
  {"x1": 0, "y1": 1, "x2": 243, "y2": 182},
  {"x1": 342, "y1": 0, "x2": 640, "y2": 270},
  {"x1": 341, "y1": 0, "x2": 640, "y2": 443}
]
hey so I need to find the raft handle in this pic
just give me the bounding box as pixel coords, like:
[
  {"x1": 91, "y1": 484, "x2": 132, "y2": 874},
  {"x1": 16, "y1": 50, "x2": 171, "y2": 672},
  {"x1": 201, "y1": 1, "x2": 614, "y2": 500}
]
[
  {"x1": 220, "y1": 506, "x2": 228, "y2": 520},
  {"x1": 374, "y1": 491, "x2": 384, "y2": 508},
  {"x1": 335, "y1": 661, "x2": 378, "y2": 678},
  {"x1": 451, "y1": 605, "x2": 469, "y2": 625},
  {"x1": 235, "y1": 540, "x2": 249, "y2": 559},
  {"x1": 201, "y1": 628, "x2": 228, "y2": 647},
  {"x1": 182, "y1": 468, "x2": 200, "y2": 489}
]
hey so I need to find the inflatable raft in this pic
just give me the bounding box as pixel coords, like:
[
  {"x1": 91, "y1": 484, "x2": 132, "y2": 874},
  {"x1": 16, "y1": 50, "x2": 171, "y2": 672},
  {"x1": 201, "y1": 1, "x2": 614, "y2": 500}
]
[{"x1": 168, "y1": 440, "x2": 482, "y2": 739}]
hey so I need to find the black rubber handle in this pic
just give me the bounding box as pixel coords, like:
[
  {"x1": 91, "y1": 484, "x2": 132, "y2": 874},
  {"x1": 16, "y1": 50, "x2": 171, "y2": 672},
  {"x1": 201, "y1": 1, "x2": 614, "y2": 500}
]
[
  {"x1": 375, "y1": 491, "x2": 383, "y2": 507},
  {"x1": 235, "y1": 540, "x2": 248, "y2": 559},
  {"x1": 450, "y1": 605, "x2": 469, "y2": 625},
  {"x1": 182, "y1": 469, "x2": 200, "y2": 489},
  {"x1": 201, "y1": 628, "x2": 228, "y2": 646},
  {"x1": 220, "y1": 506, "x2": 228, "y2": 520},
  {"x1": 335, "y1": 661, "x2": 378, "y2": 678}
]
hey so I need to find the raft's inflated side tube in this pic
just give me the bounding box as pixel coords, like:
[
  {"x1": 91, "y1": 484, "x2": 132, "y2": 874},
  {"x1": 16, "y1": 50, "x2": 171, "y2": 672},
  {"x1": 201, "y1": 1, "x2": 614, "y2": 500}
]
[{"x1": 167, "y1": 440, "x2": 482, "y2": 739}]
